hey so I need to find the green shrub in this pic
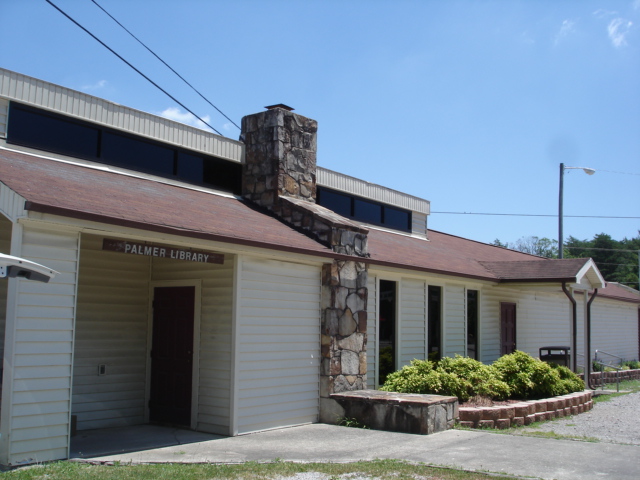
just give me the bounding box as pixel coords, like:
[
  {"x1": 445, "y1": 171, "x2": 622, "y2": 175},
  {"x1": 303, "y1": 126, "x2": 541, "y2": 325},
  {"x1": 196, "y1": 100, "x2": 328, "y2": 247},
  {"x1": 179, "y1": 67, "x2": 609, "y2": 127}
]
[
  {"x1": 493, "y1": 350, "x2": 583, "y2": 399},
  {"x1": 381, "y1": 351, "x2": 583, "y2": 402},
  {"x1": 380, "y1": 359, "x2": 441, "y2": 395},
  {"x1": 437, "y1": 355, "x2": 510, "y2": 400},
  {"x1": 550, "y1": 363, "x2": 585, "y2": 393},
  {"x1": 621, "y1": 360, "x2": 640, "y2": 370}
]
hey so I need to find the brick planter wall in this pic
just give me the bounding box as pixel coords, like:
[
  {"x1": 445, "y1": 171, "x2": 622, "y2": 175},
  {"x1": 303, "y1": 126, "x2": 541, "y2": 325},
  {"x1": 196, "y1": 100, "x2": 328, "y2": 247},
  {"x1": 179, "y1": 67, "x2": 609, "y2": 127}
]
[
  {"x1": 457, "y1": 390, "x2": 593, "y2": 429},
  {"x1": 579, "y1": 368, "x2": 640, "y2": 387}
]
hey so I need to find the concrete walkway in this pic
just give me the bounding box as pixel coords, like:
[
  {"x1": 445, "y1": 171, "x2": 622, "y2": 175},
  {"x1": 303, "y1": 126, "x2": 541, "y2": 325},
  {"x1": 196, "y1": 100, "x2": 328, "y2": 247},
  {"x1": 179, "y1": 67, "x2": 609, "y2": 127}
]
[{"x1": 72, "y1": 423, "x2": 640, "y2": 480}]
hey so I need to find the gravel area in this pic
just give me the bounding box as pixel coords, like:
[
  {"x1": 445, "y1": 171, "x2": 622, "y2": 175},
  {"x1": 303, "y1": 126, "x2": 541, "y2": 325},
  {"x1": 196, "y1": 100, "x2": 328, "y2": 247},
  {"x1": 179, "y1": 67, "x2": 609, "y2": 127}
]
[{"x1": 512, "y1": 391, "x2": 640, "y2": 445}]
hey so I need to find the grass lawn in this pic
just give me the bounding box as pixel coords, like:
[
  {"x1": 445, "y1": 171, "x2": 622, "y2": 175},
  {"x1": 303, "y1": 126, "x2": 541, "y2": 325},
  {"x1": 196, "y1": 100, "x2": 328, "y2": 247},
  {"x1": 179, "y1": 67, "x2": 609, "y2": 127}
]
[
  {"x1": 1, "y1": 459, "x2": 525, "y2": 480},
  {"x1": 592, "y1": 379, "x2": 640, "y2": 404}
]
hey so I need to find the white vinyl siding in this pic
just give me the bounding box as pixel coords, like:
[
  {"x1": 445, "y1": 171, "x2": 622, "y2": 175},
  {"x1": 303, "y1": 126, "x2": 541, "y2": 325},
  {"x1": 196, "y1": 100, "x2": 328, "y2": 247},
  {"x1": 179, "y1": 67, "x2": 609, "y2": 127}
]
[
  {"x1": 480, "y1": 286, "x2": 571, "y2": 364},
  {"x1": 151, "y1": 254, "x2": 234, "y2": 435},
  {"x1": 443, "y1": 284, "x2": 465, "y2": 357},
  {"x1": 0, "y1": 181, "x2": 27, "y2": 222},
  {"x1": 585, "y1": 297, "x2": 638, "y2": 363},
  {"x1": 0, "y1": 226, "x2": 79, "y2": 465},
  {"x1": 72, "y1": 235, "x2": 150, "y2": 431},
  {"x1": 366, "y1": 274, "x2": 377, "y2": 388},
  {"x1": 235, "y1": 257, "x2": 320, "y2": 434},
  {"x1": 400, "y1": 278, "x2": 426, "y2": 366},
  {"x1": 0, "y1": 215, "x2": 11, "y2": 364}
]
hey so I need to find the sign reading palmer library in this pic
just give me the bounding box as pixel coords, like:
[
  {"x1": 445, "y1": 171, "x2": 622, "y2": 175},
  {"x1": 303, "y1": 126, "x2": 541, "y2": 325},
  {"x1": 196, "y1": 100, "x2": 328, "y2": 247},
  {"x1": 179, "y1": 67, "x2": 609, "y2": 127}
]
[{"x1": 103, "y1": 239, "x2": 224, "y2": 264}]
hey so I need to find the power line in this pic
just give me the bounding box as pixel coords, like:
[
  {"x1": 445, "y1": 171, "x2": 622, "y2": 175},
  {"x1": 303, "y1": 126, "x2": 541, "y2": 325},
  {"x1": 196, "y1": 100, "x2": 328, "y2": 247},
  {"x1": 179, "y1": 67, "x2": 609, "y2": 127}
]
[
  {"x1": 431, "y1": 211, "x2": 639, "y2": 219},
  {"x1": 45, "y1": 0, "x2": 223, "y2": 136},
  {"x1": 565, "y1": 247, "x2": 639, "y2": 253},
  {"x1": 90, "y1": 0, "x2": 240, "y2": 131},
  {"x1": 598, "y1": 169, "x2": 640, "y2": 176}
]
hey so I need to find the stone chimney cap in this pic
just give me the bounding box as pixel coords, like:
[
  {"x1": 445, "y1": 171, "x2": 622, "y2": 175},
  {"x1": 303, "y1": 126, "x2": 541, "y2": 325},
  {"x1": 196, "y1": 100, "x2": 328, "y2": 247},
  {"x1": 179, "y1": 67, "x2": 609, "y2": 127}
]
[{"x1": 265, "y1": 104, "x2": 294, "y2": 111}]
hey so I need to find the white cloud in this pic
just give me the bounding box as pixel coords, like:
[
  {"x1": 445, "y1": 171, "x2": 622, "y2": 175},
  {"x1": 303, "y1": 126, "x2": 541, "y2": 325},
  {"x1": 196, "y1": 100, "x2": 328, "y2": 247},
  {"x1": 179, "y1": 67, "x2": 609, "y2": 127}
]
[
  {"x1": 592, "y1": 9, "x2": 617, "y2": 19},
  {"x1": 554, "y1": 19, "x2": 576, "y2": 45},
  {"x1": 81, "y1": 80, "x2": 107, "y2": 91},
  {"x1": 222, "y1": 122, "x2": 234, "y2": 131},
  {"x1": 608, "y1": 18, "x2": 633, "y2": 47},
  {"x1": 160, "y1": 107, "x2": 212, "y2": 130}
]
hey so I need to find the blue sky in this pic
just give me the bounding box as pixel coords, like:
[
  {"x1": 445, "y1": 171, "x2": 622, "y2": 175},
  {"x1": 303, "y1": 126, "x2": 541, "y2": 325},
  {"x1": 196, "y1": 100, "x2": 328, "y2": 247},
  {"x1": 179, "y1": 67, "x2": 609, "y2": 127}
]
[{"x1": 1, "y1": 0, "x2": 638, "y2": 246}]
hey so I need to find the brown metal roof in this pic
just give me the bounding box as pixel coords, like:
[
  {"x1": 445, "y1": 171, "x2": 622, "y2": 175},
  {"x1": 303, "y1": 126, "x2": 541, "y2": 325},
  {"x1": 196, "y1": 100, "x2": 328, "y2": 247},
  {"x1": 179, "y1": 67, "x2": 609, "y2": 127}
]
[
  {"x1": 597, "y1": 282, "x2": 640, "y2": 304},
  {"x1": 2, "y1": 147, "x2": 637, "y2": 306},
  {"x1": 479, "y1": 258, "x2": 592, "y2": 282},
  {"x1": 366, "y1": 228, "x2": 548, "y2": 281},
  {"x1": 0, "y1": 148, "x2": 333, "y2": 258}
]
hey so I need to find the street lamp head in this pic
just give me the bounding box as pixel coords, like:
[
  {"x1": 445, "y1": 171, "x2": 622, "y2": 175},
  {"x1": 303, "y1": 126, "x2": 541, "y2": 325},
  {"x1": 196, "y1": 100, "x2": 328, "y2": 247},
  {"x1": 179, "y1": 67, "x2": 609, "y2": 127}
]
[{"x1": 562, "y1": 165, "x2": 596, "y2": 176}]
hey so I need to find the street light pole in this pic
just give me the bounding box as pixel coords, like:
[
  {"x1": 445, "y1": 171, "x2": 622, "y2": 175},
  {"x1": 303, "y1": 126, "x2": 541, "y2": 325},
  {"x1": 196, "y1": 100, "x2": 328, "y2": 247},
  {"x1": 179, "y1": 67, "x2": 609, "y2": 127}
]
[
  {"x1": 558, "y1": 163, "x2": 596, "y2": 259},
  {"x1": 559, "y1": 163, "x2": 565, "y2": 259}
]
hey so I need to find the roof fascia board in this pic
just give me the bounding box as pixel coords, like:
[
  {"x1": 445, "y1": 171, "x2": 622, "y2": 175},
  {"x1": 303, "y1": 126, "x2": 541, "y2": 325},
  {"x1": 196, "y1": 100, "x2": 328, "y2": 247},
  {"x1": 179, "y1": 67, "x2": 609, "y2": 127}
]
[
  {"x1": 369, "y1": 263, "x2": 496, "y2": 287},
  {"x1": 366, "y1": 258, "x2": 499, "y2": 283},
  {"x1": 575, "y1": 258, "x2": 606, "y2": 289}
]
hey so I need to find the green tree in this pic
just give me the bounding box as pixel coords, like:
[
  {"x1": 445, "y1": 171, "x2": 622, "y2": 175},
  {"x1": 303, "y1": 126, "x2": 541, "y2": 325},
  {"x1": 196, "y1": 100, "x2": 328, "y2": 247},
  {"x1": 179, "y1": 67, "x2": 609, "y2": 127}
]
[
  {"x1": 491, "y1": 236, "x2": 558, "y2": 258},
  {"x1": 495, "y1": 232, "x2": 639, "y2": 288}
]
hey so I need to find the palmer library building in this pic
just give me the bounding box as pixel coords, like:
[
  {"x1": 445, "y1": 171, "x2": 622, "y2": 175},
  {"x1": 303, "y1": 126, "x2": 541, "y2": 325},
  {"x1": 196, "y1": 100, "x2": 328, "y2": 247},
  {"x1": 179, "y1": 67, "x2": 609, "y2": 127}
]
[{"x1": 0, "y1": 68, "x2": 639, "y2": 466}]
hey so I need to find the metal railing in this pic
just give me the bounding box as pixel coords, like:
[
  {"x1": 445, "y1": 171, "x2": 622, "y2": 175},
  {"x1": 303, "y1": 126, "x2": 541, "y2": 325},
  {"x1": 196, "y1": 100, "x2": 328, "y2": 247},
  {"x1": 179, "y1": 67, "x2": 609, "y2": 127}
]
[{"x1": 593, "y1": 349, "x2": 624, "y2": 392}]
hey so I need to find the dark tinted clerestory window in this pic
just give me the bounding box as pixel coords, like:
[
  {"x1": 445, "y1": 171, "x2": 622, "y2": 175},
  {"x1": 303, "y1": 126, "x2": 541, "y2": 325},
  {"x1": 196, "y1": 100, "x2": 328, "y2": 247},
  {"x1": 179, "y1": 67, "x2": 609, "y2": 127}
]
[
  {"x1": 6, "y1": 102, "x2": 242, "y2": 194},
  {"x1": 317, "y1": 186, "x2": 411, "y2": 232}
]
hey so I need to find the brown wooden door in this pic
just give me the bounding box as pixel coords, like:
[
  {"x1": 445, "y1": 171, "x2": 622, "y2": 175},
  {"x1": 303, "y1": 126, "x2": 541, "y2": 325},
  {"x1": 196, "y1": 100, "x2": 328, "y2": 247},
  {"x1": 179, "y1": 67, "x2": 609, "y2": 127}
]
[
  {"x1": 500, "y1": 302, "x2": 516, "y2": 355},
  {"x1": 149, "y1": 286, "x2": 195, "y2": 426}
]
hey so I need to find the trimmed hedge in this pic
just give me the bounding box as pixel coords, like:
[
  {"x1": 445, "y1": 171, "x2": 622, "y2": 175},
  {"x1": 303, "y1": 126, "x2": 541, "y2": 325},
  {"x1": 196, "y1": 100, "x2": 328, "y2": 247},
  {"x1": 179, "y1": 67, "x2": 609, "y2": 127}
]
[{"x1": 380, "y1": 351, "x2": 584, "y2": 402}]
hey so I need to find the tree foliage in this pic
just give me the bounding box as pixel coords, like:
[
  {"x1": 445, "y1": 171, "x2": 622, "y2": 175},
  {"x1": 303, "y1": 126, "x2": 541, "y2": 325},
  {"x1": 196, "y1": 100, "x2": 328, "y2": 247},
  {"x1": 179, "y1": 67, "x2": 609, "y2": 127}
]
[
  {"x1": 564, "y1": 232, "x2": 639, "y2": 287},
  {"x1": 493, "y1": 232, "x2": 640, "y2": 288},
  {"x1": 492, "y1": 236, "x2": 558, "y2": 258}
]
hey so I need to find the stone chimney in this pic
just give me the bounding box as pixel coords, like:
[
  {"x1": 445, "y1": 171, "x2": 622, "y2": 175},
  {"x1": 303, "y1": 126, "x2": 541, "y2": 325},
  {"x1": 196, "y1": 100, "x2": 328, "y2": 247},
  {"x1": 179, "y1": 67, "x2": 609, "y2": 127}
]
[
  {"x1": 242, "y1": 104, "x2": 317, "y2": 209},
  {"x1": 241, "y1": 105, "x2": 369, "y2": 424}
]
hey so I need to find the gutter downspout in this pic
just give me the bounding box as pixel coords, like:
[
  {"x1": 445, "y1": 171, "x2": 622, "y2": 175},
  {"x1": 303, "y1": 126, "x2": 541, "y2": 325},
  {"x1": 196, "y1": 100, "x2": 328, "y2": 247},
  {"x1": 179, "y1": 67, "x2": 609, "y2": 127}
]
[
  {"x1": 585, "y1": 288, "x2": 598, "y2": 390},
  {"x1": 562, "y1": 282, "x2": 578, "y2": 372}
]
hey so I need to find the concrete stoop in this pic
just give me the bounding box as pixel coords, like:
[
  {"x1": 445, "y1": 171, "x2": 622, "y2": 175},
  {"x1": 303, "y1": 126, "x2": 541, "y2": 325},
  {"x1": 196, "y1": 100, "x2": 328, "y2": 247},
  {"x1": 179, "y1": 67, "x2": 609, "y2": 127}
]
[
  {"x1": 330, "y1": 390, "x2": 458, "y2": 434},
  {"x1": 458, "y1": 390, "x2": 594, "y2": 429}
]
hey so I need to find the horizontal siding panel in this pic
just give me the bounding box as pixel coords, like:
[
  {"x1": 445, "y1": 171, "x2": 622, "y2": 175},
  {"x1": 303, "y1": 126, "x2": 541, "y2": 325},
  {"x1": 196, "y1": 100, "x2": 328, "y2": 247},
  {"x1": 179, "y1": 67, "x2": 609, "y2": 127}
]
[
  {"x1": 400, "y1": 278, "x2": 426, "y2": 367},
  {"x1": 14, "y1": 353, "x2": 71, "y2": 367},
  {"x1": 12, "y1": 412, "x2": 69, "y2": 430},
  {"x1": 13, "y1": 401, "x2": 69, "y2": 416},
  {"x1": 237, "y1": 257, "x2": 320, "y2": 434},
  {"x1": 366, "y1": 275, "x2": 377, "y2": 388},
  {"x1": 72, "y1": 234, "x2": 149, "y2": 431},
  {"x1": 11, "y1": 425, "x2": 68, "y2": 443},
  {"x1": 11, "y1": 437, "x2": 67, "y2": 456}
]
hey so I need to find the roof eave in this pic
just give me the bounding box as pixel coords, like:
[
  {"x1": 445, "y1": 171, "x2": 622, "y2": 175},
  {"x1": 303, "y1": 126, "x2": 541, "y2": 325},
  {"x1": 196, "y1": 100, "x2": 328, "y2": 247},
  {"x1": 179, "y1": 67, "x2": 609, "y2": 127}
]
[{"x1": 23, "y1": 201, "x2": 361, "y2": 263}]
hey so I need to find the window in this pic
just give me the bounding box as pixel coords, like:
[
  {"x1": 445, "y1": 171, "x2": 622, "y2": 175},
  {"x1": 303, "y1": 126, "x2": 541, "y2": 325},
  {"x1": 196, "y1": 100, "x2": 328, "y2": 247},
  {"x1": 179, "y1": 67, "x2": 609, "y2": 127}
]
[
  {"x1": 317, "y1": 188, "x2": 351, "y2": 217},
  {"x1": 428, "y1": 286, "x2": 442, "y2": 361},
  {"x1": 378, "y1": 280, "x2": 397, "y2": 385},
  {"x1": 467, "y1": 290, "x2": 478, "y2": 360},
  {"x1": 7, "y1": 103, "x2": 99, "y2": 159},
  {"x1": 354, "y1": 198, "x2": 381, "y2": 224},
  {"x1": 317, "y1": 186, "x2": 412, "y2": 232},
  {"x1": 6, "y1": 102, "x2": 242, "y2": 194},
  {"x1": 101, "y1": 131, "x2": 174, "y2": 177}
]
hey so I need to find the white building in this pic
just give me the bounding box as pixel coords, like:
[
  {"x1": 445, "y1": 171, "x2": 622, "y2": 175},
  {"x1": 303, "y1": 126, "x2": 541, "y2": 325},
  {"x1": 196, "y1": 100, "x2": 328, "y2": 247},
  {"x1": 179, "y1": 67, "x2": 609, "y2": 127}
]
[{"x1": 0, "y1": 68, "x2": 638, "y2": 466}]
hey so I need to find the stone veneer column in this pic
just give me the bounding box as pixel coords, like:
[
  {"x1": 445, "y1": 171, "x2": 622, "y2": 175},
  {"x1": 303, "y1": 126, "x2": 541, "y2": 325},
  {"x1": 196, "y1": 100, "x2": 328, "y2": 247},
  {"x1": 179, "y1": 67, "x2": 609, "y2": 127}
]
[{"x1": 241, "y1": 106, "x2": 369, "y2": 424}]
